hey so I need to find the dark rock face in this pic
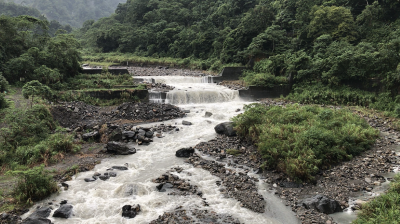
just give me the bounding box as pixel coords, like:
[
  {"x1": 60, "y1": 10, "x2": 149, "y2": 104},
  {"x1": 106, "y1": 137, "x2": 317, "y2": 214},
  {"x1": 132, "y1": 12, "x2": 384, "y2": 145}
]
[
  {"x1": 53, "y1": 205, "x2": 73, "y2": 219},
  {"x1": 106, "y1": 142, "x2": 136, "y2": 155},
  {"x1": 301, "y1": 195, "x2": 343, "y2": 214},
  {"x1": 175, "y1": 147, "x2": 195, "y2": 158},
  {"x1": 122, "y1": 204, "x2": 141, "y2": 219},
  {"x1": 22, "y1": 207, "x2": 52, "y2": 224},
  {"x1": 214, "y1": 122, "x2": 236, "y2": 137}
]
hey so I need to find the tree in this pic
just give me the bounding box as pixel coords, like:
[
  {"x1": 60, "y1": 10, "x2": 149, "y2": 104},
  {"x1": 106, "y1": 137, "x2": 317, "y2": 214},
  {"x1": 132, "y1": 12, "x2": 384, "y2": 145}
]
[{"x1": 22, "y1": 80, "x2": 52, "y2": 107}]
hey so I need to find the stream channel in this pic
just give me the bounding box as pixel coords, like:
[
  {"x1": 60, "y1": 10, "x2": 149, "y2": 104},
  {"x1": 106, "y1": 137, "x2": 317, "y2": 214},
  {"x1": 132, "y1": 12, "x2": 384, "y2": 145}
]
[{"x1": 22, "y1": 76, "x2": 302, "y2": 223}]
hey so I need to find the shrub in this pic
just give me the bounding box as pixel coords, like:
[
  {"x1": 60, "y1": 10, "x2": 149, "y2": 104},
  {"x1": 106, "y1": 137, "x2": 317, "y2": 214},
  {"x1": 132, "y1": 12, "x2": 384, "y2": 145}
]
[
  {"x1": 0, "y1": 93, "x2": 7, "y2": 109},
  {"x1": 0, "y1": 73, "x2": 9, "y2": 92},
  {"x1": 354, "y1": 175, "x2": 400, "y2": 223},
  {"x1": 232, "y1": 103, "x2": 379, "y2": 182},
  {"x1": 7, "y1": 165, "x2": 58, "y2": 204},
  {"x1": 226, "y1": 149, "x2": 241, "y2": 156}
]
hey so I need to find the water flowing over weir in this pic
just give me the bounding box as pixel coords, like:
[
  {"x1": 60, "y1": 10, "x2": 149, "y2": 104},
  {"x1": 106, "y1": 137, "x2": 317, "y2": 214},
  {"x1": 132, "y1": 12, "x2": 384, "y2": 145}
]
[{"x1": 23, "y1": 76, "x2": 299, "y2": 224}]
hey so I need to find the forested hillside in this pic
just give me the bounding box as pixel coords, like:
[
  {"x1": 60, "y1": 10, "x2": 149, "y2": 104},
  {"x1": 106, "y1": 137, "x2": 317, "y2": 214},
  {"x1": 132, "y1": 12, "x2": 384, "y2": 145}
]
[
  {"x1": 77, "y1": 0, "x2": 400, "y2": 113},
  {"x1": 3, "y1": 0, "x2": 126, "y2": 27},
  {"x1": 0, "y1": 0, "x2": 73, "y2": 35}
]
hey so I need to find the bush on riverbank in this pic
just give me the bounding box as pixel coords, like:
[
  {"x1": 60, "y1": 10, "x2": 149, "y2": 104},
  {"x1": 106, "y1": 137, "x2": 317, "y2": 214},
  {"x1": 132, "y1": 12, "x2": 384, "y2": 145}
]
[
  {"x1": 287, "y1": 84, "x2": 400, "y2": 118},
  {"x1": 232, "y1": 104, "x2": 379, "y2": 182},
  {"x1": 0, "y1": 105, "x2": 79, "y2": 168},
  {"x1": 7, "y1": 165, "x2": 58, "y2": 204},
  {"x1": 353, "y1": 175, "x2": 400, "y2": 223}
]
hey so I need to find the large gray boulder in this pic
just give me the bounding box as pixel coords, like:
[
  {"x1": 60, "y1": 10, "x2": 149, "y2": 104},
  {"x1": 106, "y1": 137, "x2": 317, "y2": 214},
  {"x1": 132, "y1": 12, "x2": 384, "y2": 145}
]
[
  {"x1": 82, "y1": 131, "x2": 100, "y2": 140},
  {"x1": 106, "y1": 142, "x2": 136, "y2": 155},
  {"x1": 53, "y1": 205, "x2": 73, "y2": 219},
  {"x1": 301, "y1": 195, "x2": 343, "y2": 214},
  {"x1": 214, "y1": 122, "x2": 236, "y2": 137},
  {"x1": 22, "y1": 207, "x2": 52, "y2": 224}
]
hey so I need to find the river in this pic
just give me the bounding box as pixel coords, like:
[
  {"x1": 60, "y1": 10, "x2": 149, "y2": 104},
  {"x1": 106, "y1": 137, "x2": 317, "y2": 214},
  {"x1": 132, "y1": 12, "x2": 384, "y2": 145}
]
[{"x1": 22, "y1": 76, "x2": 299, "y2": 224}]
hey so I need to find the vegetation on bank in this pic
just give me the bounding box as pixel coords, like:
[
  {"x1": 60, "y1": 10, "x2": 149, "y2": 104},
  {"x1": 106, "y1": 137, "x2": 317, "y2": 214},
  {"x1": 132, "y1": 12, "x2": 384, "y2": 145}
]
[
  {"x1": 353, "y1": 175, "x2": 400, "y2": 223},
  {"x1": 81, "y1": 52, "x2": 241, "y2": 73},
  {"x1": 232, "y1": 103, "x2": 379, "y2": 182},
  {"x1": 286, "y1": 84, "x2": 400, "y2": 118}
]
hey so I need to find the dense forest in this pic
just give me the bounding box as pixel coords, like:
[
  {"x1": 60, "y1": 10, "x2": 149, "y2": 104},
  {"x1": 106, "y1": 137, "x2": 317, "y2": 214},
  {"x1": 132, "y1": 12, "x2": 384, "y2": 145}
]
[
  {"x1": 77, "y1": 0, "x2": 400, "y2": 106},
  {"x1": 2, "y1": 0, "x2": 126, "y2": 27}
]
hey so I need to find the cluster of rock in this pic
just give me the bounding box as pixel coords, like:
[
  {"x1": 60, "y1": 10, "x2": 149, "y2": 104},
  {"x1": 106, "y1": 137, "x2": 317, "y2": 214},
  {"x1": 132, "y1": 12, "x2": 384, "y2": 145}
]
[
  {"x1": 122, "y1": 204, "x2": 141, "y2": 219},
  {"x1": 51, "y1": 101, "x2": 185, "y2": 130},
  {"x1": 84, "y1": 165, "x2": 128, "y2": 182},
  {"x1": 188, "y1": 155, "x2": 265, "y2": 213},
  {"x1": 149, "y1": 207, "x2": 241, "y2": 224},
  {"x1": 153, "y1": 167, "x2": 203, "y2": 197},
  {"x1": 106, "y1": 125, "x2": 156, "y2": 146},
  {"x1": 129, "y1": 66, "x2": 208, "y2": 77},
  {"x1": 146, "y1": 83, "x2": 175, "y2": 92},
  {"x1": 21, "y1": 202, "x2": 73, "y2": 223}
]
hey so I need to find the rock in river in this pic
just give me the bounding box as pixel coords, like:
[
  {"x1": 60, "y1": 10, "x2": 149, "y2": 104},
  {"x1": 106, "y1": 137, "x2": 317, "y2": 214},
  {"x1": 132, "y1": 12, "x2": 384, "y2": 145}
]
[
  {"x1": 175, "y1": 147, "x2": 195, "y2": 158},
  {"x1": 106, "y1": 142, "x2": 136, "y2": 155},
  {"x1": 53, "y1": 205, "x2": 73, "y2": 219},
  {"x1": 22, "y1": 207, "x2": 52, "y2": 224},
  {"x1": 122, "y1": 204, "x2": 141, "y2": 219},
  {"x1": 301, "y1": 195, "x2": 343, "y2": 214},
  {"x1": 214, "y1": 122, "x2": 236, "y2": 137}
]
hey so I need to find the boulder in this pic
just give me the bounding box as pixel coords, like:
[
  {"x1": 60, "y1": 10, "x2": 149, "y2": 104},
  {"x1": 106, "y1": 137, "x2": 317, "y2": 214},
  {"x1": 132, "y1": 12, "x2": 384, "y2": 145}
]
[
  {"x1": 84, "y1": 177, "x2": 96, "y2": 182},
  {"x1": 214, "y1": 122, "x2": 236, "y2": 137},
  {"x1": 82, "y1": 131, "x2": 99, "y2": 140},
  {"x1": 175, "y1": 147, "x2": 195, "y2": 158},
  {"x1": 112, "y1": 166, "x2": 128, "y2": 170},
  {"x1": 109, "y1": 128, "x2": 123, "y2": 141},
  {"x1": 53, "y1": 205, "x2": 73, "y2": 219},
  {"x1": 205, "y1": 112, "x2": 213, "y2": 117},
  {"x1": 122, "y1": 204, "x2": 141, "y2": 219},
  {"x1": 106, "y1": 142, "x2": 136, "y2": 155},
  {"x1": 145, "y1": 131, "x2": 154, "y2": 138},
  {"x1": 301, "y1": 195, "x2": 343, "y2": 214},
  {"x1": 182, "y1": 120, "x2": 192, "y2": 125},
  {"x1": 99, "y1": 175, "x2": 109, "y2": 181},
  {"x1": 122, "y1": 131, "x2": 136, "y2": 138},
  {"x1": 22, "y1": 207, "x2": 52, "y2": 223}
]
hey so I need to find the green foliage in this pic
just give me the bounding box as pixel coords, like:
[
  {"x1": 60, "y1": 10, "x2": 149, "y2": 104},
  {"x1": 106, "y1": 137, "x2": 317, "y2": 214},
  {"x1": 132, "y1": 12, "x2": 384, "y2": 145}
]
[
  {"x1": 0, "y1": 93, "x2": 7, "y2": 109},
  {"x1": 7, "y1": 165, "x2": 58, "y2": 204},
  {"x1": 353, "y1": 175, "x2": 400, "y2": 223},
  {"x1": 287, "y1": 83, "x2": 400, "y2": 113},
  {"x1": 22, "y1": 81, "x2": 52, "y2": 107},
  {"x1": 0, "y1": 105, "x2": 55, "y2": 150},
  {"x1": 232, "y1": 103, "x2": 379, "y2": 182},
  {"x1": 0, "y1": 15, "x2": 81, "y2": 84},
  {"x1": 0, "y1": 73, "x2": 9, "y2": 92}
]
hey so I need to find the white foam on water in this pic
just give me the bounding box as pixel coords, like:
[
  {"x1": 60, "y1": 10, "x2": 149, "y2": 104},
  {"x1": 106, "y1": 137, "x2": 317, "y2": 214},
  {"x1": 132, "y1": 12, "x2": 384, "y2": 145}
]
[{"x1": 22, "y1": 76, "x2": 299, "y2": 224}]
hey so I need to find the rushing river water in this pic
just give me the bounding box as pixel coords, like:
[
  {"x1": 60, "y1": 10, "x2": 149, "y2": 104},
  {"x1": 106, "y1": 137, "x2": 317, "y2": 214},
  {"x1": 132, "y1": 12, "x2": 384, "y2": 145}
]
[{"x1": 23, "y1": 76, "x2": 299, "y2": 224}]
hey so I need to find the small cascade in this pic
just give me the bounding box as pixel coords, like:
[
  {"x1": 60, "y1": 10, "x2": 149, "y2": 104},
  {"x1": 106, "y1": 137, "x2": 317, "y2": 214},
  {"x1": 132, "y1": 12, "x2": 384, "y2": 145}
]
[
  {"x1": 166, "y1": 89, "x2": 239, "y2": 104},
  {"x1": 149, "y1": 91, "x2": 166, "y2": 103}
]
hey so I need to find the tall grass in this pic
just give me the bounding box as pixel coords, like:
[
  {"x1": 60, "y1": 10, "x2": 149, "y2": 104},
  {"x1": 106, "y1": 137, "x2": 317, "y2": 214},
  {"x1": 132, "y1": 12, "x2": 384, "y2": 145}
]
[
  {"x1": 353, "y1": 175, "x2": 400, "y2": 223},
  {"x1": 81, "y1": 52, "x2": 242, "y2": 73},
  {"x1": 232, "y1": 103, "x2": 379, "y2": 182}
]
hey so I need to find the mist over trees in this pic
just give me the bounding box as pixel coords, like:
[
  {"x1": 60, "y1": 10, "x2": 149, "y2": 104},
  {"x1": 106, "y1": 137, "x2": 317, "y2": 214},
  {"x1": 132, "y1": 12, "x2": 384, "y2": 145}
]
[{"x1": 2, "y1": 0, "x2": 126, "y2": 27}]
